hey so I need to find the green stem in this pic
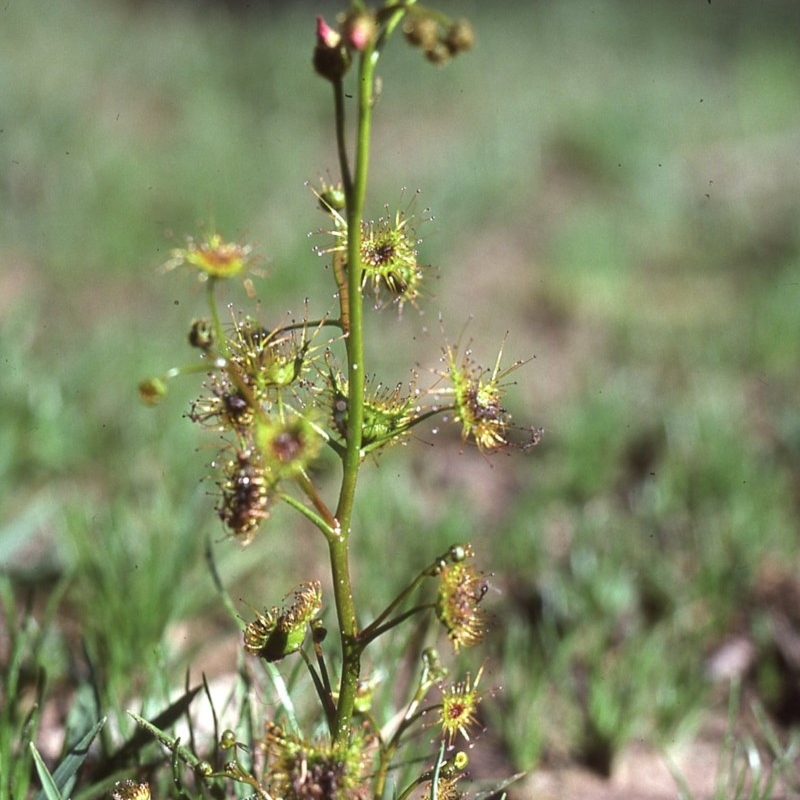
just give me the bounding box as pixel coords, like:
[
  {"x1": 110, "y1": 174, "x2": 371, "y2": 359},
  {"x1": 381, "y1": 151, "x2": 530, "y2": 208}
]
[
  {"x1": 300, "y1": 648, "x2": 336, "y2": 734},
  {"x1": 329, "y1": 40, "x2": 381, "y2": 747},
  {"x1": 358, "y1": 603, "x2": 432, "y2": 647},
  {"x1": 333, "y1": 79, "x2": 353, "y2": 200},
  {"x1": 360, "y1": 543, "x2": 460, "y2": 642},
  {"x1": 327, "y1": 534, "x2": 359, "y2": 746},
  {"x1": 359, "y1": 569, "x2": 430, "y2": 640},
  {"x1": 376, "y1": 702, "x2": 442, "y2": 800},
  {"x1": 297, "y1": 471, "x2": 339, "y2": 532},
  {"x1": 327, "y1": 4, "x2": 415, "y2": 748},
  {"x1": 393, "y1": 742, "x2": 447, "y2": 800},
  {"x1": 375, "y1": 1, "x2": 418, "y2": 53},
  {"x1": 205, "y1": 278, "x2": 230, "y2": 359},
  {"x1": 279, "y1": 491, "x2": 336, "y2": 540},
  {"x1": 263, "y1": 317, "x2": 344, "y2": 339},
  {"x1": 430, "y1": 741, "x2": 447, "y2": 800}
]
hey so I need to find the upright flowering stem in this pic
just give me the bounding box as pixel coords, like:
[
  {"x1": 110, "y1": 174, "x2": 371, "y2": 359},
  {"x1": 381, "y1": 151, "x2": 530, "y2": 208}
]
[
  {"x1": 337, "y1": 44, "x2": 372, "y2": 520},
  {"x1": 140, "y1": 8, "x2": 522, "y2": 796},
  {"x1": 329, "y1": 39, "x2": 380, "y2": 746},
  {"x1": 329, "y1": 2, "x2": 419, "y2": 748}
]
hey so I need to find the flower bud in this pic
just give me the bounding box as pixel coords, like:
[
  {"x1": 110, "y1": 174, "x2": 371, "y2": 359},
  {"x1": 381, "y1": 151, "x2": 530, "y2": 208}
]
[
  {"x1": 312, "y1": 619, "x2": 327, "y2": 643},
  {"x1": 445, "y1": 19, "x2": 475, "y2": 54},
  {"x1": 354, "y1": 679, "x2": 375, "y2": 714},
  {"x1": 448, "y1": 543, "x2": 471, "y2": 563},
  {"x1": 220, "y1": 729, "x2": 238, "y2": 750},
  {"x1": 341, "y1": 11, "x2": 377, "y2": 52},
  {"x1": 318, "y1": 184, "x2": 346, "y2": 213},
  {"x1": 139, "y1": 376, "x2": 167, "y2": 405},
  {"x1": 188, "y1": 318, "x2": 214, "y2": 349},
  {"x1": 403, "y1": 14, "x2": 439, "y2": 50},
  {"x1": 315, "y1": 15, "x2": 340, "y2": 49},
  {"x1": 313, "y1": 16, "x2": 351, "y2": 82},
  {"x1": 425, "y1": 42, "x2": 452, "y2": 65}
]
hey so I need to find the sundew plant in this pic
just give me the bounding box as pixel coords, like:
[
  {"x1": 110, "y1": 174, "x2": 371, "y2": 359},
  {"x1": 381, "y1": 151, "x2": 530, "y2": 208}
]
[{"x1": 133, "y1": 3, "x2": 540, "y2": 799}]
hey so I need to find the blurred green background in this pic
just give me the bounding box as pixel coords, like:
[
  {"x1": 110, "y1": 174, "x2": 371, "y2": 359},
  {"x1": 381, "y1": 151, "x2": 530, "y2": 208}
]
[{"x1": 2, "y1": 0, "x2": 799, "y2": 793}]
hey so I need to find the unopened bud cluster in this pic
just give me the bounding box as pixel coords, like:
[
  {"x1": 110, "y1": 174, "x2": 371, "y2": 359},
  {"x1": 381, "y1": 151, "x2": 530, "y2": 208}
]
[
  {"x1": 403, "y1": 10, "x2": 475, "y2": 64},
  {"x1": 314, "y1": 5, "x2": 474, "y2": 82}
]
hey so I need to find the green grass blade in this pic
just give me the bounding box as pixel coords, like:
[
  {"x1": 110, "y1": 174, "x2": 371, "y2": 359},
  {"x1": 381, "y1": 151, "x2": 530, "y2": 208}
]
[
  {"x1": 470, "y1": 772, "x2": 526, "y2": 800},
  {"x1": 33, "y1": 718, "x2": 107, "y2": 800},
  {"x1": 127, "y1": 696, "x2": 204, "y2": 770},
  {"x1": 30, "y1": 744, "x2": 64, "y2": 800}
]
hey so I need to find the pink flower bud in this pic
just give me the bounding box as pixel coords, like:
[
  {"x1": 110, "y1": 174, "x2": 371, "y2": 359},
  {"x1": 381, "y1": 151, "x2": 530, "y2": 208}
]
[
  {"x1": 313, "y1": 16, "x2": 350, "y2": 82},
  {"x1": 316, "y1": 16, "x2": 340, "y2": 48},
  {"x1": 342, "y1": 12, "x2": 376, "y2": 52}
]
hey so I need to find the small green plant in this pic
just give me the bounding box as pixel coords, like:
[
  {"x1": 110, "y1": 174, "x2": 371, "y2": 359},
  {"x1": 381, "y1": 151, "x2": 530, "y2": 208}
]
[
  {"x1": 135, "y1": 3, "x2": 538, "y2": 799},
  {"x1": 669, "y1": 681, "x2": 800, "y2": 800},
  {"x1": 0, "y1": 577, "x2": 48, "y2": 800}
]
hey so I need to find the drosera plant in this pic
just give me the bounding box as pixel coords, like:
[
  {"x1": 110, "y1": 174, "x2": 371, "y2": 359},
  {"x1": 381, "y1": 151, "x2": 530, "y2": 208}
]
[{"x1": 135, "y1": 3, "x2": 539, "y2": 799}]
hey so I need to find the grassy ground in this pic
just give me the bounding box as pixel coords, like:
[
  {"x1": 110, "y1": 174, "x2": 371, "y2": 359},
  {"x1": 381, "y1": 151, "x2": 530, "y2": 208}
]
[{"x1": 2, "y1": 0, "x2": 800, "y2": 797}]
